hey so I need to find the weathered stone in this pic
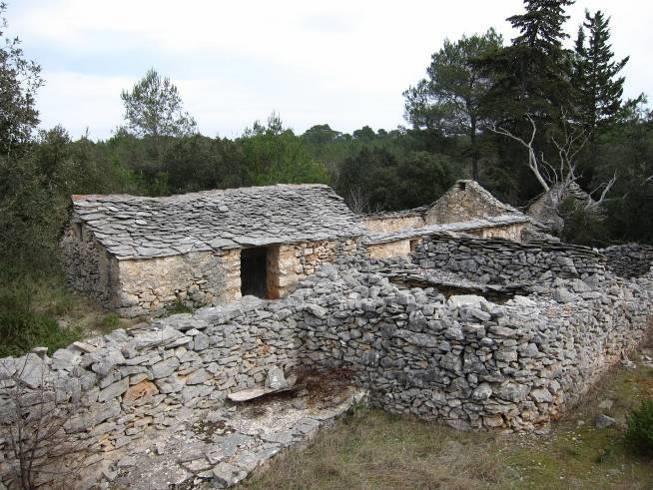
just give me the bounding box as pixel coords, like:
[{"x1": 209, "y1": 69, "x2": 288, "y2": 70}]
[
  {"x1": 186, "y1": 368, "x2": 210, "y2": 385},
  {"x1": 265, "y1": 367, "x2": 288, "y2": 390},
  {"x1": 98, "y1": 377, "x2": 129, "y2": 402},
  {"x1": 151, "y1": 357, "x2": 180, "y2": 379},
  {"x1": 595, "y1": 414, "x2": 616, "y2": 429},
  {"x1": 472, "y1": 383, "x2": 492, "y2": 401},
  {"x1": 122, "y1": 380, "x2": 159, "y2": 406}
]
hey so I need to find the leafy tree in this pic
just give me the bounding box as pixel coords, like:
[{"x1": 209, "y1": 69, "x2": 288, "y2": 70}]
[
  {"x1": 164, "y1": 135, "x2": 246, "y2": 192},
  {"x1": 301, "y1": 124, "x2": 341, "y2": 146},
  {"x1": 240, "y1": 114, "x2": 328, "y2": 185},
  {"x1": 120, "y1": 68, "x2": 197, "y2": 138},
  {"x1": 573, "y1": 10, "x2": 631, "y2": 136},
  {"x1": 0, "y1": 2, "x2": 43, "y2": 155},
  {"x1": 404, "y1": 28, "x2": 503, "y2": 180},
  {"x1": 352, "y1": 125, "x2": 377, "y2": 142}
]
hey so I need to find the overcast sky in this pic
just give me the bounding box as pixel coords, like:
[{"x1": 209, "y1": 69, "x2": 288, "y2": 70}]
[{"x1": 9, "y1": 0, "x2": 653, "y2": 140}]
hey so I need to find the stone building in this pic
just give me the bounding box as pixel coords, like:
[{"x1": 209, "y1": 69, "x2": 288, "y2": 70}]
[
  {"x1": 364, "y1": 180, "x2": 528, "y2": 235},
  {"x1": 61, "y1": 184, "x2": 362, "y2": 317},
  {"x1": 363, "y1": 180, "x2": 530, "y2": 259}
]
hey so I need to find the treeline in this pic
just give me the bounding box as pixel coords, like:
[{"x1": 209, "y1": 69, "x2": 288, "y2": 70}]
[{"x1": 3, "y1": 0, "x2": 653, "y2": 283}]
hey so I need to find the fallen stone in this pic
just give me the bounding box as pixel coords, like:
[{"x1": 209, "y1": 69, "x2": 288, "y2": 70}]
[
  {"x1": 265, "y1": 366, "x2": 288, "y2": 390},
  {"x1": 595, "y1": 414, "x2": 616, "y2": 429}
]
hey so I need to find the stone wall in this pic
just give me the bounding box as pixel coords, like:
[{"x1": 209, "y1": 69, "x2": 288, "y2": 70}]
[
  {"x1": 412, "y1": 234, "x2": 607, "y2": 285},
  {"x1": 63, "y1": 230, "x2": 359, "y2": 317},
  {"x1": 117, "y1": 250, "x2": 241, "y2": 317},
  {"x1": 425, "y1": 181, "x2": 518, "y2": 225},
  {"x1": 61, "y1": 224, "x2": 120, "y2": 309},
  {"x1": 465, "y1": 222, "x2": 526, "y2": 242},
  {"x1": 602, "y1": 243, "x2": 653, "y2": 278},
  {"x1": 364, "y1": 215, "x2": 425, "y2": 233},
  {"x1": 5, "y1": 234, "x2": 652, "y2": 485},
  {"x1": 267, "y1": 239, "x2": 359, "y2": 299},
  {"x1": 367, "y1": 239, "x2": 413, "y2": 260},
  {"x1": 295, "y1": 265, "x2": 652, "y2": 431}
]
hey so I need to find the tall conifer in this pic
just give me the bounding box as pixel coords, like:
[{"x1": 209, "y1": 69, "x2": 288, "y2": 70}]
[{"x1": 573, "y1": 10, "x2": 629, "y2": 134}]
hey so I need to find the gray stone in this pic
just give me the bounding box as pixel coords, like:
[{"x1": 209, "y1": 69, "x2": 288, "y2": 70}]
[
  {"x1": 553, "y1": 287, "x2": 575, "y2": 303},
  {"x1": 212, "y1": 462, "x2": 242, "y2": 487},
  {"x1": 595, "y1": 414, "x2": 616, "y2": 429},
  {"x1": 98, "y1": 377, "x2": 129, "y2": 402},
  {"x1": 530, "y1": 388, "x2": 553, "y2": 403},
  {"x1": 151, "y1": 357, "x2": 180, "y2": 379},
  {"x1": 265, "y1": 366, "x2": 288, "y2": 390},
  {"x1": 496, "y1": 382, "x2": 530, "y2": 402},
  {"x1": 186, "y1": 368, "x2": 210, "y2": 385},
  {"x1": 471, "y1": 383, "x2": 492, "y2": 401}
]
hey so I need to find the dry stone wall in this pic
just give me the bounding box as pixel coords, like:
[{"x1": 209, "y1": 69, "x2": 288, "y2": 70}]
[
  {"x1": 267, "y1": 239, "x2": 359, "y2": 298},
  {"x1": 602, "y1": 243, "x2": 653, "y2": 278},
  {"x1": 61, "y1": 224, "x2": 120, "y2": 309},
  {"x1": 3, "y1": 235, "x2": 653, "y2": 486},
  {"x1": 412, "y1": 234, "x2": 607, "y2": 286},
  {"x1": 117, "y1": 250, "x2": 241, "y2": 318}
]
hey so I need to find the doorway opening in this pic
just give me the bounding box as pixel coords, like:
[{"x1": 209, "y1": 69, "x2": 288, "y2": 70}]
[{"x1": 241, "y1": 247, "x2": 268, "y2": 298}]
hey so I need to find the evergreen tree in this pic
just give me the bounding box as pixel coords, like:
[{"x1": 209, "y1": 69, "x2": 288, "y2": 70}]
[
  {"x1": 509, "y1": 0, "x2": 575, "y2": 55},
  {"x1": 403, "y1": 29, "x2": 503, "y2": 180},
  {"x1": 573, "y1": 10, "x2": 629, "y2": 135},
  {"x1": 481, "y1": 0, "x2": 575, "y2": 120}
]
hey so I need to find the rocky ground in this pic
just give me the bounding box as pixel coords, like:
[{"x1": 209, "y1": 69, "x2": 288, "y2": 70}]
[{"x1": 85, "y1": 371, "x2": 366, "y2": 489}]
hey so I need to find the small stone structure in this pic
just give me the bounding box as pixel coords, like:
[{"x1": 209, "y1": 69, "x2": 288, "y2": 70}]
[
  {"x1": 364, "y1": 179, "x2": 527, "y2": 232},
  {"x1": 61, "y1": 184, "x2": 363, "y2": 317},
  {"x1": 62, "y1": 180, "x2": 533, "y2": 316},
  {"x1": 362, "y1": 180, "x2": 530, "y2": 259}
]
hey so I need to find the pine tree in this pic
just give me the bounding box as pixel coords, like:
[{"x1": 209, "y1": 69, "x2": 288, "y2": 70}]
[
  {"x1": 480, "y1": 0, "x2": 576, "y2": 120},
  {"x1": 509, "y1": 0, "x2": 575, "y2": 55},
  {"x1": 573, "y1": 10, "x2": 629, "y2": 135}
]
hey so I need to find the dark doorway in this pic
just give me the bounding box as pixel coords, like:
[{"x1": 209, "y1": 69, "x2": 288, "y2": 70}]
[{"x1": 241, "y1": 247, "x2": 268, "y2": 298}]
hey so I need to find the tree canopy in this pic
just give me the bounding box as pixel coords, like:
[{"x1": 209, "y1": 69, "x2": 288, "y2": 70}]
[{"x1": 120, "y1": 68, "x2": 197, "y2": 138}]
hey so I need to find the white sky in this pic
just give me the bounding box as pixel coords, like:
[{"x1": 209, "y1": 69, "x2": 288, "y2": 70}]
[{"x1": 10, "y1": 0, "x2": 653, "y2": 140}]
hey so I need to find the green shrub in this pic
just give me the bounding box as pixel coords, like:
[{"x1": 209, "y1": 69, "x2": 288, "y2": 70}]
[
  {"x1": 625, "y1": 398, "x2": 653, "y2": 456},
  {"x1": 0, "y1": 308, "x2": 80, "y2": 357}
]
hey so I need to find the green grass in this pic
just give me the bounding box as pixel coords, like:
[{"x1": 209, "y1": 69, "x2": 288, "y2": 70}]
[
  {"x1": 0, "y1": 307, "x2": 81, "y2": 357},
  {"x1": 166, "y1": 299, "x2": 193, "y2": 315},
  {"x1": 0, "y1": 274, "x2": 141, "y2": 356},
  {"x1": 243, "y1": 345, "x2": 653, "y2": 490},
  {"x1": 625, "y1": 398, "x2": 653, "y2": 456}
]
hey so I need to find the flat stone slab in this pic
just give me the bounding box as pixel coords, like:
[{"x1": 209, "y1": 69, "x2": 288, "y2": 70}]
[{"x1": 81, "y1": 381, "x2": 367, "y2": 489}]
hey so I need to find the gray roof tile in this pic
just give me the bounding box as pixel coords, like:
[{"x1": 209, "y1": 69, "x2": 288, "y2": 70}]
[{"x1": 71, "y1": 184, "x2": 364, "y2": 260}]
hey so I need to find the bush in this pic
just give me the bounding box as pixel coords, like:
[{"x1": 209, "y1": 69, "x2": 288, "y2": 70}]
[
  {"x1": 625, "y1": 398, "x2": 653, "y2": 456},
  {"x1": 0, "y1": 308, "x2": 80, "y2": 358},
  {"x1": 0, "y1": 282, "x2": 81, "y2": 357}
]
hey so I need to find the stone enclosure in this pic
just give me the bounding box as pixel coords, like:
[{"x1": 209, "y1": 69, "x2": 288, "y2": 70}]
[
  {"x1": 2, "y1": 180, "x2": 649, "y2": 487},
  {"x1": 2, "y1": 230, "x2": 653, "y2": 487}
]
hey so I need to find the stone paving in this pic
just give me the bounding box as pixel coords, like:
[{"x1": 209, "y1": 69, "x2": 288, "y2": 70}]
[{"x1": 90, "y1": 374, "x2": 366, "y2": 489}]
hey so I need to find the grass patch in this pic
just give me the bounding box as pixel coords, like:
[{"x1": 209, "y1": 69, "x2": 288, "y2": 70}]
[
  {"x1": 625, "y1": 399, "x2": 653, "y2": 456},
  {"x1": 0, "y1": 307, "x2": 81, "y2": 357},
  {"x1": 0, "y1": 273, "x2": 141, "y2": 356},
  {"x1": 166, "y1": 300, "x2": 193, "y2": 315},
  {"x1": 243, "y1": 351, "x2": 653, "y2": 489}
]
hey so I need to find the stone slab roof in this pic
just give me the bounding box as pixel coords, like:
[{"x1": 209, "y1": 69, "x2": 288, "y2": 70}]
[
  {"x1": 71, "y1": 184, "x2": 364, "y2": 260},
  {"x1": 365, "y1": 214, "x2": 531, "y2": 245}
]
